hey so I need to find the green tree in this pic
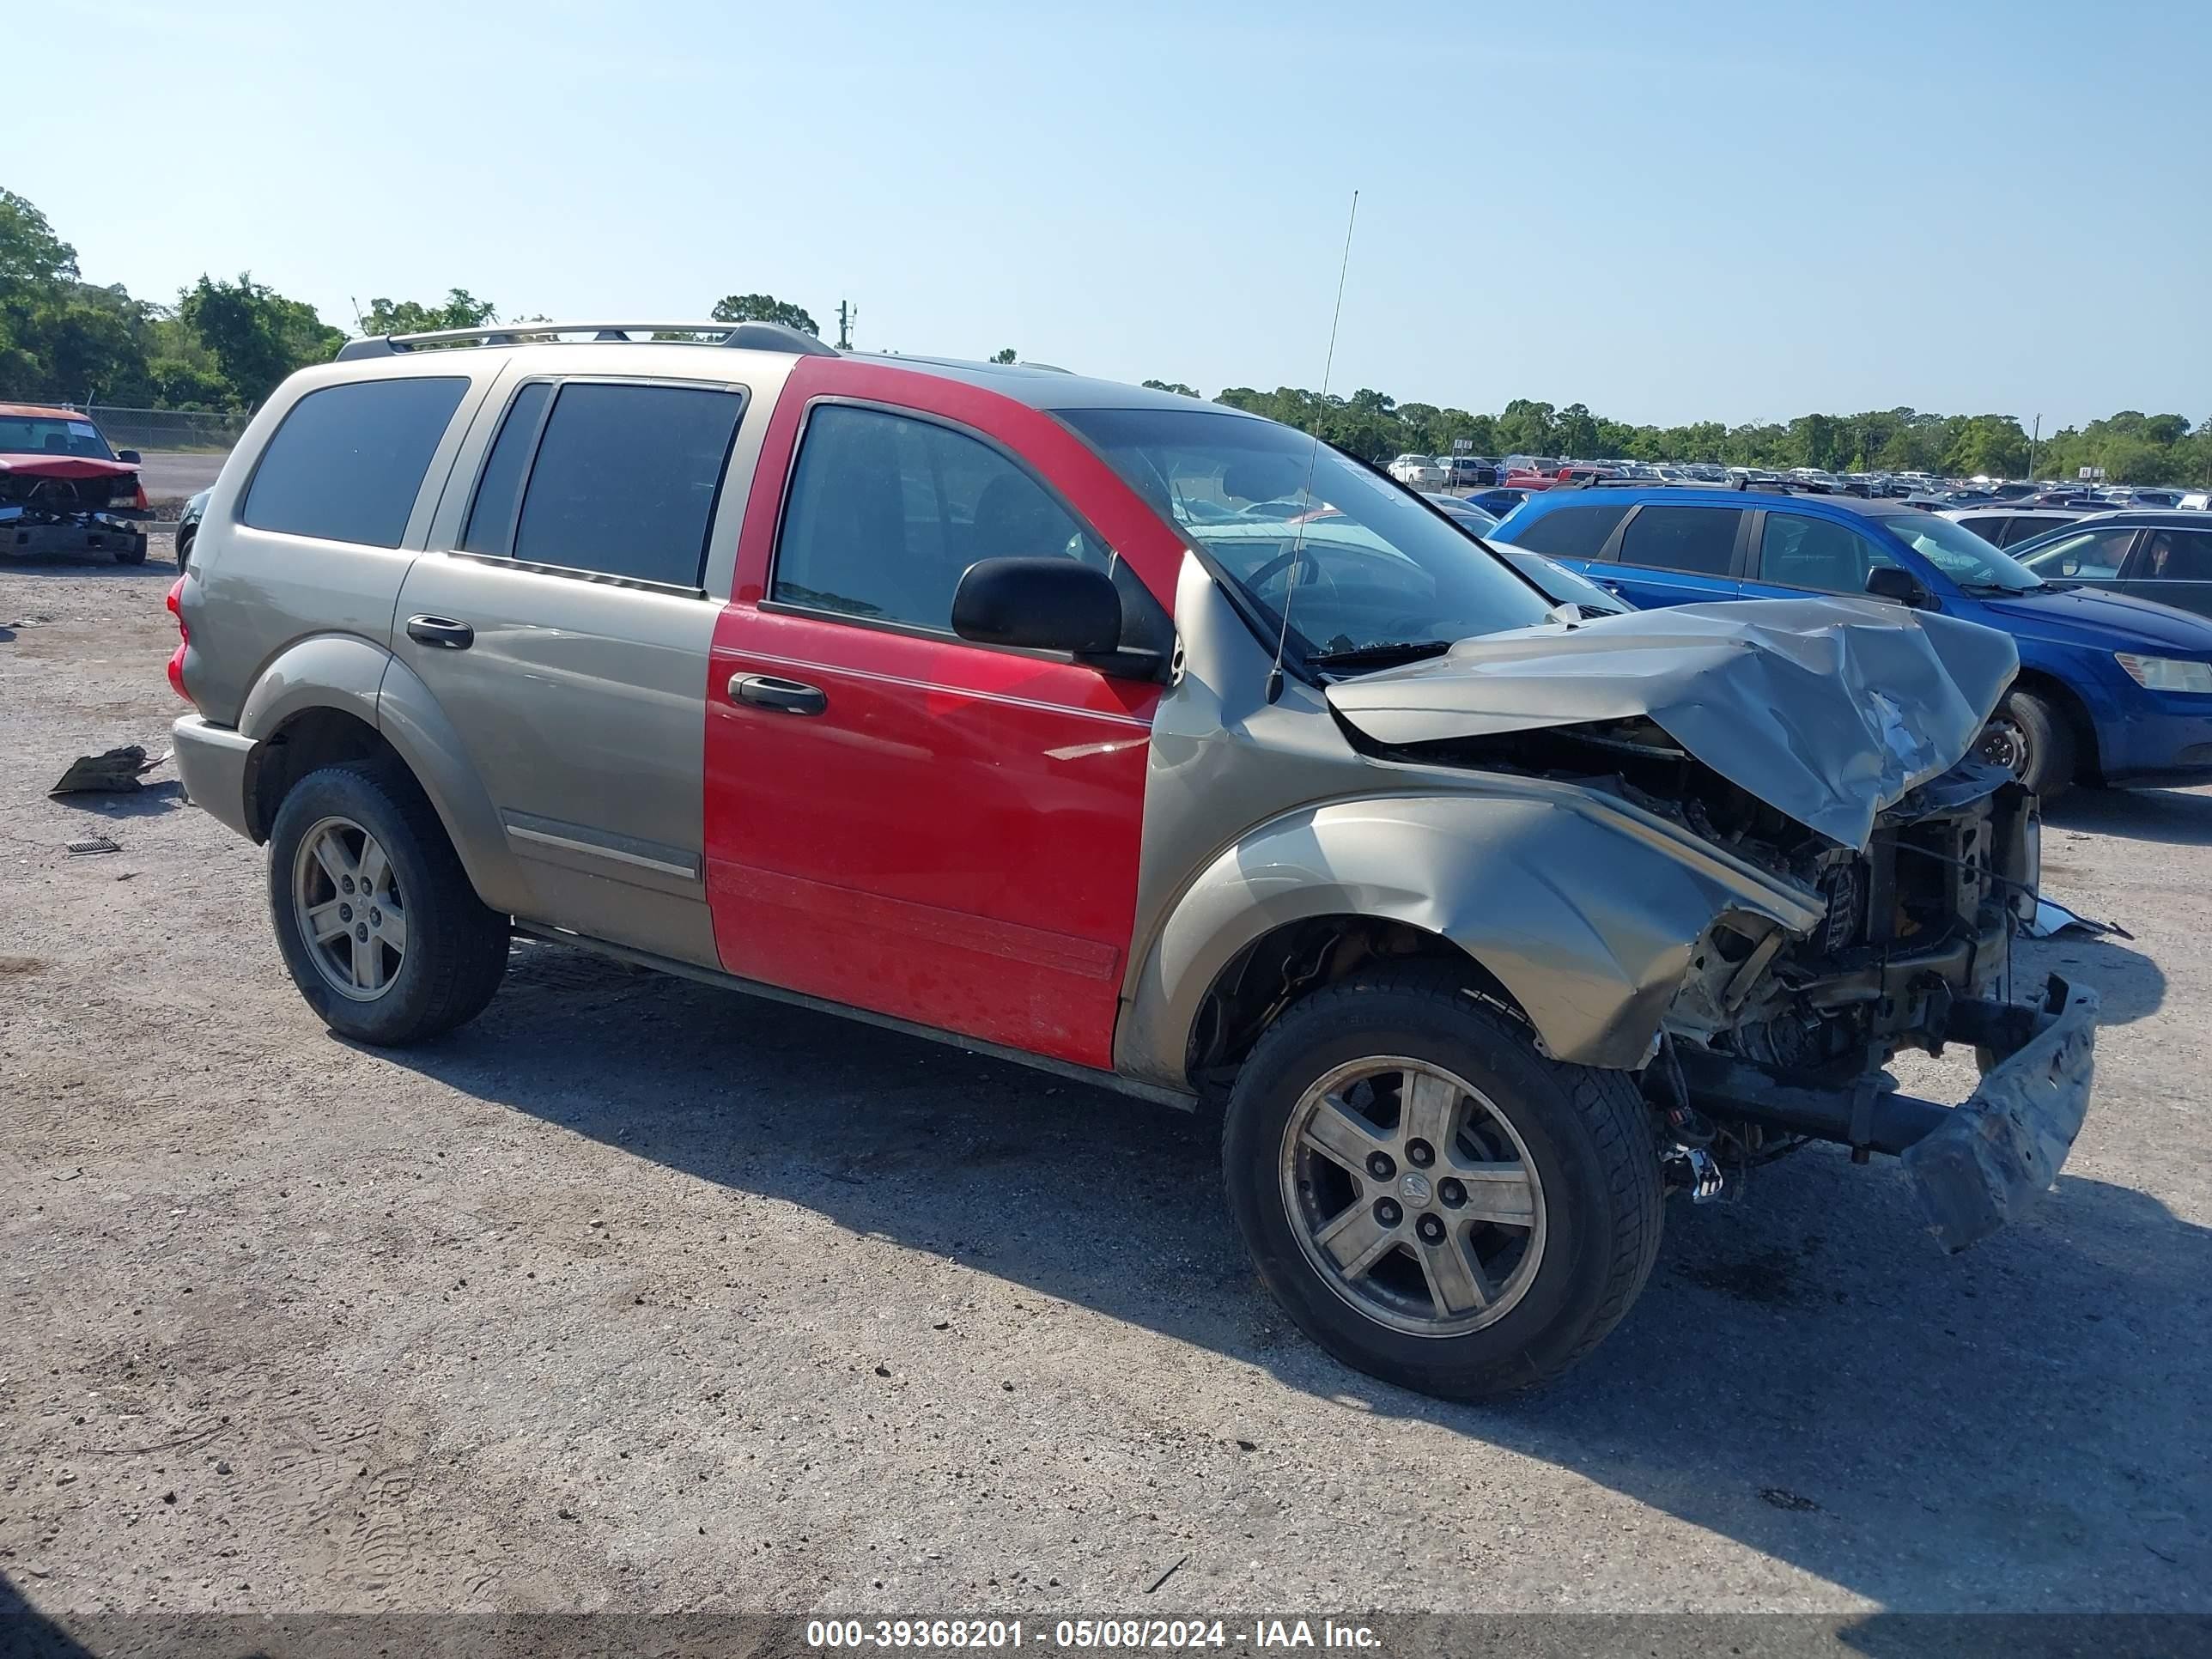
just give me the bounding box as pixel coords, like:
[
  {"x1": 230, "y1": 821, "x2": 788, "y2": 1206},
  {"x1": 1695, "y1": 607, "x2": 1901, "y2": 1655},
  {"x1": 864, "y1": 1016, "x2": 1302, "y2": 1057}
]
[
  {"x1": 1494, "y1": 398, "x2": 1558, "y2": 455},
  {"x1": 709, "y1": 293, "x2": 818, "y2": 336},
  {"x1": 1944, "y1": 414, "x2": 2029, "y2": 480},
  {"x1": 362, "y1": 289, "x2": 499, "y2": 337},
  {"x1": 992, "y1": 347, "x2": 1018, "y2": 364},
  {"x1": 1141, "y1": 379, "x2": 1200, "y2": 398},
  {"x1": 0, "y1": 187, "x2": 78, "y2": 287},
  {"x1": 178, "y1": 274, "x2": 343, "y2": 409}
]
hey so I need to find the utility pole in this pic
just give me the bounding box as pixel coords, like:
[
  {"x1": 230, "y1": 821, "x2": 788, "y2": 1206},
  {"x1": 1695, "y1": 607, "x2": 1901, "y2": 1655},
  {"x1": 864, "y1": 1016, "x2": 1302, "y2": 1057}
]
[
  {"x1": 2027, "y1": 413, "x2": 2041, "y2": 481},
  {"x1": 836, "y1": 301, "x2": 855, "y2": 352}
]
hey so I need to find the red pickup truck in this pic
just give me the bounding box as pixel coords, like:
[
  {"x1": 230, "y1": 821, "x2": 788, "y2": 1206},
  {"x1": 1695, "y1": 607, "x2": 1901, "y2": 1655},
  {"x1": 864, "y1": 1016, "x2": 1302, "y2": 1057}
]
[
  {"x1": 0, "y1": 403, "x2": 151, "y2": 562},
  {"x1": 1500, "y1": 464, "x2": 1620, "y2": 492}
]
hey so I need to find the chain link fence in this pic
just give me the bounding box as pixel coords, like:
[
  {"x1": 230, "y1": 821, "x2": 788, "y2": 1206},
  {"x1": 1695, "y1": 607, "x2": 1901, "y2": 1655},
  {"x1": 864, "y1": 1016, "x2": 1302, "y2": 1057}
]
[{"x1": 42, "y1": 404, "x2": 249, "y2": 454}]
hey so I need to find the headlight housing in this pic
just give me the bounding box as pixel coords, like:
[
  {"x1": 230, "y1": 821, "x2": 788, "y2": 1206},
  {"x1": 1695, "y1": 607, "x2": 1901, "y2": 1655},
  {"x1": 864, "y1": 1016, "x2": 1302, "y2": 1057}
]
[{"x1": 2114, "y1": 653, "x2": 2212, "y2": 694}]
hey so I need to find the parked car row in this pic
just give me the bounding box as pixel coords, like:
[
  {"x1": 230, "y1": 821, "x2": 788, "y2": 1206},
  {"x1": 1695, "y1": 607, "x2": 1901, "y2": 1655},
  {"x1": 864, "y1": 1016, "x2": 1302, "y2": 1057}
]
[{"x1": 1486, "y1": 486, "x2": 2212, "y2": 799}]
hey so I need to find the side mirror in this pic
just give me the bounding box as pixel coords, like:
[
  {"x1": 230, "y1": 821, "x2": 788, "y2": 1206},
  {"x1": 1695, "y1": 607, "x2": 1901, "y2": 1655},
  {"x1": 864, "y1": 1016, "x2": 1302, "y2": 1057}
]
[
  {"x1": 116, "y1": 449, "x2": 143, "y2": 465},
  {"x1": 1864, "y1": 566, "x2": 1931, "y2": 608},
  {"x1": 952, "y1": 557, "x2": 1122, "y2": 656}
]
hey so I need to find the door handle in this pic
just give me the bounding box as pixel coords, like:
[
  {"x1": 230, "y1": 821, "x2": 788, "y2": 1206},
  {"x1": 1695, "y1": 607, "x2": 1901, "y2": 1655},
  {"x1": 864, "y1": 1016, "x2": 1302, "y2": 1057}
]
[
  {"x1": 728, "y1": 672, "x2": 827, "y2": 716},
  {"x1": 406, "y1": 615, "x2": 475, "y2": 650}
]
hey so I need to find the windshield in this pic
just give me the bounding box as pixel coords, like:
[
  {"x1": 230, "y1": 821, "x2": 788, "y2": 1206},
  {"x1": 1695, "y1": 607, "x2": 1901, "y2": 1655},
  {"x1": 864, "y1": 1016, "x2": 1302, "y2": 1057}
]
[
  {"x1": 1057, "y1": 406, "x2": 1554, "y2": 665},
  {"x1": 0, "y1": 415, "x2": 114, "y2": 459},
  {"x1": 1884, "y1": 511, "x2": 2045, "y2": 592}
]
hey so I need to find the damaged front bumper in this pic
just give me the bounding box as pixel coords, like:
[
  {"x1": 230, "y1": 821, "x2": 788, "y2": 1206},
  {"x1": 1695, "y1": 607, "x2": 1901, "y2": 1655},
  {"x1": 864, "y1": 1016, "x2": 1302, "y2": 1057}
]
[
  {"x1": 1676, "y1": 974, "x2": 2098, "y2": 1252},
  {"x1": 0, "y1": 504, "x2": 148, "y2": 559}
]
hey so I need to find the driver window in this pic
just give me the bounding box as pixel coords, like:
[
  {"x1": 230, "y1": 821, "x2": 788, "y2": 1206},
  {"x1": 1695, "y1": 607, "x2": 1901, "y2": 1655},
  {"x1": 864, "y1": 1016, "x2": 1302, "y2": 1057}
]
[
  {"x1": 773, "y1": 405, "x2": 1112, "y2": 630},
  {"x1": 2018, "y1": 527, "x2": 2136, "y2": 580}
]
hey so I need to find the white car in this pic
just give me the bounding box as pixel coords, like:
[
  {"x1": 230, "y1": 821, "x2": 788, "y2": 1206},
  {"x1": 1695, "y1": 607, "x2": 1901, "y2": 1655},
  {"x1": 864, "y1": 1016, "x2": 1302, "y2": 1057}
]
[{"x1": 1387, "y1": 453, "x2": 1446, "y2": 487}]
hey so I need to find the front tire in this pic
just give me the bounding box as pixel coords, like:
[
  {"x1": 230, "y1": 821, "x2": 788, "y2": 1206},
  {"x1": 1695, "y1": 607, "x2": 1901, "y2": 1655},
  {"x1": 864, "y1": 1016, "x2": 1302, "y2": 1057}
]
[
  {"x1": 1222, "y1": 964, "x2": 1662, "y2": 1400},
  {"x1": 1980, "y1": 687, "x2": 2075, "y2": 799},
  {"x1": 266, "y1": 760, "x2": 509, "y2": 1044}
]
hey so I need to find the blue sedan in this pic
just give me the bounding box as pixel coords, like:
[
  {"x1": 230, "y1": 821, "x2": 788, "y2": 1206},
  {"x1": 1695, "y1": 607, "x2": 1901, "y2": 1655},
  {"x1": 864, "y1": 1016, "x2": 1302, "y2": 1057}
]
[{"x1": 1487, "y1": 485, "x2": 2212, "y2": 797}]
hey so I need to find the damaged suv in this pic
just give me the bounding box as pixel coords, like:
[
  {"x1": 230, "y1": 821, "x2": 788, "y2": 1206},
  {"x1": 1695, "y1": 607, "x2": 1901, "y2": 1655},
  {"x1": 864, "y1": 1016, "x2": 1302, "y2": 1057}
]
[
  {"x1": 169, "y1": 325, "x2": 2097, "y2": 1398},
  {"x1": 0, "y1": 404, "x2": 151, "y2": 562}
]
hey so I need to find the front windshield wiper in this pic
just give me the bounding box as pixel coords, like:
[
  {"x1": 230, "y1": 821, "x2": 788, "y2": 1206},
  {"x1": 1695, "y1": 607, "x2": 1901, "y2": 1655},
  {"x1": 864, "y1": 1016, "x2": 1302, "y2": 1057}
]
[
  {"x1": 1309, "y1": 639, "x2": 1454, "y2": 672},
  {"x1": 1958, "y1": 581, "x2": 2042, "y2": 598}
]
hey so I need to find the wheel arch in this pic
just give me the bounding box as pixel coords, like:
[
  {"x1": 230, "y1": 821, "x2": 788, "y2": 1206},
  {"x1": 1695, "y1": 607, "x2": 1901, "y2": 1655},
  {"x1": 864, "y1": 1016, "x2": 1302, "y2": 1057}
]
[
  {"x1": 234, "y1": 637, "x2": 528, "y2": 915},
  {"x1": 2010, "y1": 666, "x2": 2102, "y2": 784},
  {"x1": 1113, "y1": 792, "x2": 1821, "y2": 1095}
]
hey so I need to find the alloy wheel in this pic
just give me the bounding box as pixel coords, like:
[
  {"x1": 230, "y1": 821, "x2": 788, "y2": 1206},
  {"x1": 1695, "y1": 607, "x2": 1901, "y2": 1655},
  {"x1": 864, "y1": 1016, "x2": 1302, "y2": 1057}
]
[
  {"x1": 290, "y1": 815, "x2": 408, "y2": 1000},
  {"x1": 1279, "y1": 1056, "x2": 1547, "y2": 1338}
]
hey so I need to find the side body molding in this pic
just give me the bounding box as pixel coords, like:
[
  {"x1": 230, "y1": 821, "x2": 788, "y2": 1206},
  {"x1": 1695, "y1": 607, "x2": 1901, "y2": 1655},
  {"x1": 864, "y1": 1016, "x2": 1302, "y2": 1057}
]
[{"x1": 1115, "y1": 790, "x2": 1825, "y2": 1090}]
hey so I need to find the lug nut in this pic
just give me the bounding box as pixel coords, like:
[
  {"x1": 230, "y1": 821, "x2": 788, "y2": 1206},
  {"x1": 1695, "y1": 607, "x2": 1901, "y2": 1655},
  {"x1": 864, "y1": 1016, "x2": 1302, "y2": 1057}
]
[
  {"x1": 341, "y1": 875, "x2": 355, "y2": 894},
  {"x1": 369, "y1": 907, "x2": 382, "y2": 926},
  {"x1": 339, "y1": 903, "x2": 353, "y2": 923},
  {"x1": 1374, "y1": 1198, "x2": 1402, "y2": 1228},
  {"x1": 1406, "y1": 1139, "x2": 1435, "y2": 1168},
  {"x1": 1365, "y1": 1151, "x2": 1395, "y2": 1181},
  {"x1": 1438, "y1": 1178, "x2": 1467, "y2": 1208},
  {"x1": 355, "y1": 923, "x2": 368, "y2": 941},
  {"x1": 1417, "y1": 1214, "x2": 1446, "y2": 1244}
]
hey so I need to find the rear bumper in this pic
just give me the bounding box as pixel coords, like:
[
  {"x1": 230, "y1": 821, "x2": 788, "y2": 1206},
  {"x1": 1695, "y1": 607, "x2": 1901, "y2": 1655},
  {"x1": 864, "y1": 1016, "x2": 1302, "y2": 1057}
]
[
  {"x1": 172, "y1": 714, "x2": 257, "y2": 841},
  {"x1": 1678, "y1": 974, "x2": 2098, "y2": 1252}
]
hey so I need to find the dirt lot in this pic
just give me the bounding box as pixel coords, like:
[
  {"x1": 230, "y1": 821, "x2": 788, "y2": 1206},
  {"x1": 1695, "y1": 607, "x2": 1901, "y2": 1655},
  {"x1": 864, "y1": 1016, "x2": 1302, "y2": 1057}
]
[{"x1": 3, "y1": 545, "x2": 2209, "y2": 1620}]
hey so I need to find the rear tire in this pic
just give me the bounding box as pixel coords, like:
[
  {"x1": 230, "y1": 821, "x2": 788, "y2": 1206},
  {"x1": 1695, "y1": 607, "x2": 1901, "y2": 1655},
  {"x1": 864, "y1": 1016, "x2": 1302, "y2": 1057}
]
[
  {"x1": 174, "y1": 529, "x2": 194, "y2": 574},
  {"x1": 114, "y1": 540, "x2": 148, "y2": 565},
  {"x1": 1222, "y1": 963, "x2": 1662, "y2": 1400},
  {"x1": 266, "y1": 759, "x2": 508, "y2": 1044},
  {"x1": 1983, "y1": 687, "x2": 2075, "y2": 800}
]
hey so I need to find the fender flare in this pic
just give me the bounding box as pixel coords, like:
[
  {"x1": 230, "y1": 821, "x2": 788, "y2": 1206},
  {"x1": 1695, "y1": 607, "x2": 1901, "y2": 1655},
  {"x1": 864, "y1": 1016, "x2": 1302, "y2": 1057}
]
[
  {"x1": 236, "y1": 635, "x2": 531, "y2": 917},
  {"x1": 1113, "y1": 788, "x2": 1824, "y2": 1091}
]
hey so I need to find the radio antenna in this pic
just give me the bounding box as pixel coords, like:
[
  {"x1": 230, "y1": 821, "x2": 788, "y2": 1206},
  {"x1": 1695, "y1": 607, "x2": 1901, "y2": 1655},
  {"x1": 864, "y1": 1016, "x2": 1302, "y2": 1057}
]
[{"x1": 1266, "y1": 187, "x2": 1359, "y2": 705}]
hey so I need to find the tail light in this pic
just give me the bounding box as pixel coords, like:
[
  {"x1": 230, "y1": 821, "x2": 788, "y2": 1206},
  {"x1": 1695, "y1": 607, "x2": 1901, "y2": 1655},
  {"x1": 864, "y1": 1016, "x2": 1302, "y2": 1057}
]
[
  {"x1": 133, "y1": 481, "x2": 149, "y2": 513},
  {"x1": 166, "y1": 574, "x2": 191, "y2": 703}
]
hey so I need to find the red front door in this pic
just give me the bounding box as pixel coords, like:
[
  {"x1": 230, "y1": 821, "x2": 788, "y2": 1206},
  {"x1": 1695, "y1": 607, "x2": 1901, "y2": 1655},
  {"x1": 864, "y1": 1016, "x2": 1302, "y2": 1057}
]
[{"x1": 702, "y1": 359, "x2": 1182, "y2": 1069}]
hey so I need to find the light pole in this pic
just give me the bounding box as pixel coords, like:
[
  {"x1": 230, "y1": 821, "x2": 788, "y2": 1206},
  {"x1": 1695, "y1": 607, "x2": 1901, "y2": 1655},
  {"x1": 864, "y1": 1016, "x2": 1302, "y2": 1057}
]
[{"x1": 2027, "y1": 413, "x2": 2041, "y2": 482}]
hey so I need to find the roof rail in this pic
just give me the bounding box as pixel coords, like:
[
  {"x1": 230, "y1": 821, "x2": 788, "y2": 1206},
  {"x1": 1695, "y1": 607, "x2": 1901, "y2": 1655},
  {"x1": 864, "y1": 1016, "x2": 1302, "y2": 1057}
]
[{"x1": 333, "y1": 320, "x2": 838, "y2": 362}]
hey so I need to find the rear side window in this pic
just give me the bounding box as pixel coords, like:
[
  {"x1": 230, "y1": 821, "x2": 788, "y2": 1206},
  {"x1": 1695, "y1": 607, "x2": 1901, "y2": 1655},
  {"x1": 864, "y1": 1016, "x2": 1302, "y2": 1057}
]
[
  {"x1": 1998, "y1": 514, "x2": 2068, "y2": 546},
  {"x1": 1616, "y1": 506, "x2": 1742, "y2": 574},
  {"x1": 1955, "y1": 515, "x2": 2006, "y2": 544},
  {"x1": 241, "y1": 377, "x2": 468, "y2": 548},
  {"x1": 505, "y1": 382, "x2": 744, "y2": 587},
  {"x1": 2141, "y1": 528, "x2": 2212, "y2": 582},
  {"x1": 1506, "y1": 501, "x2": 1632, "y2": 559},
  {"x1": 459, "y1": 380, "x2": 554, "y2": 554}
]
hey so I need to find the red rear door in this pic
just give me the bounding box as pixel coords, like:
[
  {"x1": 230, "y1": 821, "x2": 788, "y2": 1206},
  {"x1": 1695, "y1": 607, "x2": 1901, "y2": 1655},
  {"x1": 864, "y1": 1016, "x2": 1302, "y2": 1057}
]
[{"x1": 703, "y1": 360, "x2": 1182, "y2": 1068}]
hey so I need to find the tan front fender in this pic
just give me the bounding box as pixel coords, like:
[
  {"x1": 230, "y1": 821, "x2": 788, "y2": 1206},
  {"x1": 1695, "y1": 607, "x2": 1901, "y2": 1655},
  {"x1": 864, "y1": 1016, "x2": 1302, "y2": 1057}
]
[{"x1": 1114, "y1": 787, "x2": 1825, "y2": 1091}]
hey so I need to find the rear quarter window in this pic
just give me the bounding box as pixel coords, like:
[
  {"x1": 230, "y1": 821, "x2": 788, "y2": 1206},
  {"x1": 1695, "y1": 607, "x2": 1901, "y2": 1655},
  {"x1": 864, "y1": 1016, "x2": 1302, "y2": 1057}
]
[
  {"x1": 241, "y1": 378, "x2": 469, "y2": 549},
  {"x1": 1504, "y1": 501, "x2": 1632, "y2": 558}
]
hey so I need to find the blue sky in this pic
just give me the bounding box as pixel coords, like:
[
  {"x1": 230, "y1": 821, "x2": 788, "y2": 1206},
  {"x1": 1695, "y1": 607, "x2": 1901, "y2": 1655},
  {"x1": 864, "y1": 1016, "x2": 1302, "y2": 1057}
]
[{"x1": 16, "y1": 0, "x2": 2209, "y2": 430}]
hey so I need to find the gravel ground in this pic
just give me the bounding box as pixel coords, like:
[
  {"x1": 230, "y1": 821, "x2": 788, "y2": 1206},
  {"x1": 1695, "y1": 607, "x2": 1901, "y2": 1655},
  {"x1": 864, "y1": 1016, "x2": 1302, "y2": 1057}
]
[{"x1": 3, "y1": 548, "x2": 2208, "y2": 1620}]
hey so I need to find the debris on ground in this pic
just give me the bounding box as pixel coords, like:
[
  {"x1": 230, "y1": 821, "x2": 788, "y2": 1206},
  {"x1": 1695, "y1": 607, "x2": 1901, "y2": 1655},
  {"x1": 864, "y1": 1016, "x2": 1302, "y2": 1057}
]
[
  {"x1": 65, "y1": 834, "x2": 122, "y2": 857},
  {"x1": 50, "y1": 744, "x2": 166, "y2": 797},
  {"x1": 2026, "y1": 897, "x2": 2134, "y2": 941}
]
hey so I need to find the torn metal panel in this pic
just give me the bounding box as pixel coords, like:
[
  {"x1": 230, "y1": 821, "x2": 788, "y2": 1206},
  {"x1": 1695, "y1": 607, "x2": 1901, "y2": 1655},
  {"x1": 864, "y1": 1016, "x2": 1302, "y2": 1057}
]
[
  {"x1": 1325, "y1": 597, "x2": 2021, "y2": 851},
  {"x1": 1901, "y1": 977, "x2": 2100, "y2": 1252}
]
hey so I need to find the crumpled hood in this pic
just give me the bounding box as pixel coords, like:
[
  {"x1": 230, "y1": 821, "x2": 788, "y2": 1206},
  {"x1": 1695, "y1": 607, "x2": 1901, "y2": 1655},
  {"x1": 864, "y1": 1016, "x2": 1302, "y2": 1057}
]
[
  {"x1": 1326, "y1": 597, "x2": 2020, "y2": 850},
  {"x1": 0, "y1": 454, "x2": 137, "y2": 480}
]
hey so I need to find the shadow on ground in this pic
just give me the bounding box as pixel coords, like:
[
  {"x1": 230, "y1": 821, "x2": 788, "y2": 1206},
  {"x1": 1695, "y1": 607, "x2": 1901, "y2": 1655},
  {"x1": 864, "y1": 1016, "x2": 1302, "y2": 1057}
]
[
  {"x1": 2045, "y1": 786, "x2": 2212, "y2": 848},
  {"x1": 369, "y1": 938, "x2": 2210, "y2": 1612}
]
